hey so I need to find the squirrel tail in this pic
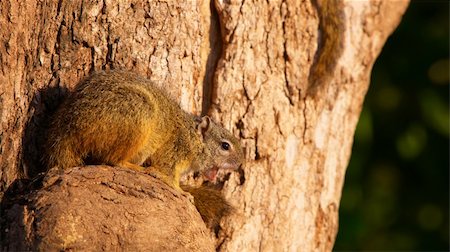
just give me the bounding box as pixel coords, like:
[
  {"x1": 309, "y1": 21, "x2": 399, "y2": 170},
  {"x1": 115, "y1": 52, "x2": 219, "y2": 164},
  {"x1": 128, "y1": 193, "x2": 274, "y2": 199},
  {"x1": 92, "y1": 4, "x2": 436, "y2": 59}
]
[
  {"x1": 44, "y1": 137, "x2": 83, "y2": 170},
  {"x1": 181, "y1": 185, "x2": 234, "y2": 230}
]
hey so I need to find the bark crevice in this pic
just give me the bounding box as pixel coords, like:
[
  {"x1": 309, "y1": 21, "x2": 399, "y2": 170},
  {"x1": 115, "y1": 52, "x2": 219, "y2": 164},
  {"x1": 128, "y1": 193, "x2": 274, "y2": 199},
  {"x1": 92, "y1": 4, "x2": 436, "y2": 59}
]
[{"x1": 201, "y1": 0, "x2": 223, "y2": 116}]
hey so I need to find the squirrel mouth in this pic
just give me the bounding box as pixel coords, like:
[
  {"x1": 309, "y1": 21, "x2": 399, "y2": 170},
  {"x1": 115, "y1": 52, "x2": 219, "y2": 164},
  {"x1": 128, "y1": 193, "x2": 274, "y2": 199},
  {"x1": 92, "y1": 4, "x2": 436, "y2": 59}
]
[
  {"x1": 204, "y1": 167, "x2": 218, "y2": 181},
  {"x1": 203, "y1": 161, "x2": 241, "y2": 181}
]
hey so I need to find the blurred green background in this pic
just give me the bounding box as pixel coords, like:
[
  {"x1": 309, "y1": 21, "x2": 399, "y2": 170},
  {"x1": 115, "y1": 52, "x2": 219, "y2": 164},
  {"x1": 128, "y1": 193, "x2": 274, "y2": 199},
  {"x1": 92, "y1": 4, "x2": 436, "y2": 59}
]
[{"x1": 335, "y1": 1, "x2": 449, "y2": 251}]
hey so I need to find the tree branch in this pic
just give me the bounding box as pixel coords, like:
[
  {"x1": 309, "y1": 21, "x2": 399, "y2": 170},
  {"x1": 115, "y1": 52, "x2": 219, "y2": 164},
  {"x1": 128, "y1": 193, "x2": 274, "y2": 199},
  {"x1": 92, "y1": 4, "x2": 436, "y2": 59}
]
[{"x1": 1, "y1": 166, "x2": 214, "y2": 251}]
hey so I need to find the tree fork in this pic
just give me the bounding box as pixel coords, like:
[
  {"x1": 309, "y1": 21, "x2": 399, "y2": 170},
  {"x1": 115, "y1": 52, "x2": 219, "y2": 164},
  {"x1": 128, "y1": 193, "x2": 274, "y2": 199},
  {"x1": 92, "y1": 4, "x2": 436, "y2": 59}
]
[{"x1": 0, "y1": 0, "x2": 409, "y2": 251}]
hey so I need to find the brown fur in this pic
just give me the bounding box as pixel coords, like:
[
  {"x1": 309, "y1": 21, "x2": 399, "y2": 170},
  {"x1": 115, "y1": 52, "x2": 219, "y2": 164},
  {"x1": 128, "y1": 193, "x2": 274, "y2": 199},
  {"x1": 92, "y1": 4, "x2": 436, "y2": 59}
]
[
  {"x1": 44, "y1": 70, "x2": 243, "y2": 189},
  {"x1": 182, "y1": 185, "x2": 234, "y2": 230},
  {"x1": 43, "y1": 70, "x2": 244, "y2": 228},
  {"x1": 309, "y1": 0, "x2": 346, "y2": 93}
]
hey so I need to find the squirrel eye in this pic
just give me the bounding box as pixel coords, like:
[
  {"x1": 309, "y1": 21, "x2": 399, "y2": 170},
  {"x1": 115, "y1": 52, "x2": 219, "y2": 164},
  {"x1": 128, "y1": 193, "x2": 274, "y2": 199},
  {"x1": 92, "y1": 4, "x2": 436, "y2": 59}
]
[{"x1": 221, "y1": 141, "x2": 230, "y2": 151}]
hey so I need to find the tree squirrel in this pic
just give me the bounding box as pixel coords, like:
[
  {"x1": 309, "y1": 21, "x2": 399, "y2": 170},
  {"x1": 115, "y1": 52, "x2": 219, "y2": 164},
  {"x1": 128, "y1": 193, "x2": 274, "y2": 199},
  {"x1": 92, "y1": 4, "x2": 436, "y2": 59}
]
[
  {"x1": 44, "y1": 70, "x2": 244, "y2": 228},
  {"x1": 309, "y1": 0, "x2": 345, "y2": 93}
]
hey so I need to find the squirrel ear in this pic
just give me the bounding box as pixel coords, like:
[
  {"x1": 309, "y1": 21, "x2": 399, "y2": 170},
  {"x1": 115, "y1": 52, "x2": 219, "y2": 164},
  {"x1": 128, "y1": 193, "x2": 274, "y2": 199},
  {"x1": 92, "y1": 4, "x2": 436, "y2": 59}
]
[{"x1": 196, "y1": 116, "x2": 211, "y2": 136}]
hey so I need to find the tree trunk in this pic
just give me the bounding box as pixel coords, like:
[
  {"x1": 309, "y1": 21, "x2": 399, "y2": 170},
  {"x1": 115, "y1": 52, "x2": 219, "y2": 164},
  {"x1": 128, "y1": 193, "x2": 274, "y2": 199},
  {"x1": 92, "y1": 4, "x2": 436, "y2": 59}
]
[{"x1": 0, "y1": 0, "x2": 409, "y2": 251}]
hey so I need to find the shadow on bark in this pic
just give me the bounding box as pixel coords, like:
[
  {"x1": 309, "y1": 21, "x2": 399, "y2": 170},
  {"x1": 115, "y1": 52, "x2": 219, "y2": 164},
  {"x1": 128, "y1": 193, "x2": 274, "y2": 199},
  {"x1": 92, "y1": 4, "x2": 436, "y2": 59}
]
[{"x1": 21, "y1": 85, "x2": 70, "y2": 178}]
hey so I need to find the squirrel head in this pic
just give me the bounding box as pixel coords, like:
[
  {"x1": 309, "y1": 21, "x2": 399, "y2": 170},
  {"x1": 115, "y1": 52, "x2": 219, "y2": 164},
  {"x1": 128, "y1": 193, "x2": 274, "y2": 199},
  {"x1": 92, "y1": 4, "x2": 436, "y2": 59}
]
[{"x1": 194, "y1": 116, "x2": 244, "y2": 181}]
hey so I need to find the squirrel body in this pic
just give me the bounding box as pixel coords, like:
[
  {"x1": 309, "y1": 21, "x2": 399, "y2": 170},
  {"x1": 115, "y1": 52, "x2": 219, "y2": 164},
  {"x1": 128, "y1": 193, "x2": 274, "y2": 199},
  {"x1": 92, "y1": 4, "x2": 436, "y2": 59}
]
[
  {"x1": 44, "y1": 70, "x2": 243, "y2": 226},
  {"x1": 309, "y1": 0, "x2": 345, "y2": 93}
]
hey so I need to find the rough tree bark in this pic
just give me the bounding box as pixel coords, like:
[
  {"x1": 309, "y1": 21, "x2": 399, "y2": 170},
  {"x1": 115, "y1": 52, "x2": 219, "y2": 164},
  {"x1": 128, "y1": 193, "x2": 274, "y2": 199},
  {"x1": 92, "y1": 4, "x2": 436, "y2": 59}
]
[{"x1": 0, "y1": 0, "x2": 409, "y2": 251}]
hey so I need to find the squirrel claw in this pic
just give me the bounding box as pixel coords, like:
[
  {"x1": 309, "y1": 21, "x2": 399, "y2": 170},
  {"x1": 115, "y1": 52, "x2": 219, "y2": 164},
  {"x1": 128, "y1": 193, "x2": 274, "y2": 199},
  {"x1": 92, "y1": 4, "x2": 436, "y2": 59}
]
[
  {"x1": 143, "y1": 168, "x2": 194, "y2": 203},
  {"x1": 181, "y1": 190, "x2": 195, "y2": 204}
]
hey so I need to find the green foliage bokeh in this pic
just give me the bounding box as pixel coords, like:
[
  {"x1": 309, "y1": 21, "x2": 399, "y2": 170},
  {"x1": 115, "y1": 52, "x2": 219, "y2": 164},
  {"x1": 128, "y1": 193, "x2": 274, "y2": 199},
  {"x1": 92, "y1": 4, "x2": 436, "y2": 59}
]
[{"x1": 335, "y1": 1, "x2": 449, "y2": 251}]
